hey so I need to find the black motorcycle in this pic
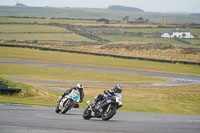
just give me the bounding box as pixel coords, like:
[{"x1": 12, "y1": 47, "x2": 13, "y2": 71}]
[{"x1": 83, "y1": 94, "x2": 122, "y2": 121}]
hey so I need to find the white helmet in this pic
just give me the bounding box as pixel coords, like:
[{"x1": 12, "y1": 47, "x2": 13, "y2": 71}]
[{"x1": 76, "y1": 83, "x2": 83, "y2": 91}]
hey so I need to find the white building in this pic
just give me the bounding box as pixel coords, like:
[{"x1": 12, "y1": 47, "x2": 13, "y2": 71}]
[{"x1": 161, "y1": 29, "x2": 194, "y2": 39}]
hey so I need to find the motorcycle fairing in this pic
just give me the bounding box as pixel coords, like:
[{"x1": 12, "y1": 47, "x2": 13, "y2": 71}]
[{"x1": 72, "y1": 93, "x2": 79, "y2": 100}]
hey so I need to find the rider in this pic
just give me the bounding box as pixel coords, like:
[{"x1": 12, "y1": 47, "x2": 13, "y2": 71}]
[
  {"x1": 61, "y1": 83, "x2": 84, "y2": 108},
  {"x1": 94, "y1": 84, "x2": 123, "y2": 113}
]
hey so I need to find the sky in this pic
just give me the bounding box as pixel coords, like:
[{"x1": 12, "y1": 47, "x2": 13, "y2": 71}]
[{"x1": 0, "y1": 0, "x2": 200, "y2": 13}]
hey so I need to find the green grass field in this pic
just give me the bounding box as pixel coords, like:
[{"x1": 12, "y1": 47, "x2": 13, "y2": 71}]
[
  {"x1": 123, "y1": 28, "x2": 168, "y2": 33},
  {"x1": 0, "y1": 17, "x2": 199, "y2": 54},
  {"x1": 0, "y1": 17, "x2": 97, "y2": 24},
  {"x1": 0, "y1": 24, "x2": 69, "y2": 33},
  {"x1": 122, "y1": 85, "x2": 200, "y2": 115},
  {"x1": 0, "y1": 47, "x2": 200, "y2": 76},
  {"x1": 0, "y1": 24, "x2": 96, "y2": 43},
  {"x1": 0, "y1": 16, "x2": 199, "y2": 115},
  {"x1": 123, "y1": 28, "x2": 200, "y2": 38},
  {"x1": 0, "y1": 78, "x2": 200, "y2": 115},
  {"x1": 0, "y1": 63, "x2": 167, "y2": 83},
  {"x1": 0, "y1": 77, "x2": 61, "y2": 106},
  {"x1": 0, "y1": 8, "x2": 200, "y2": 115},
  {"x1": 0, "y1": 47, "x2": 200, "y2": 115},
  {"x1": 99, "y1": 35, "x2": 200, "y2": 47},
  {"x1": 0, "y1": 33, "x2": 95, "y2": 42}
]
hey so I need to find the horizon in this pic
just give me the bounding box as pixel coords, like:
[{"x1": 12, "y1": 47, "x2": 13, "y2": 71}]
[{"x1": 0, "y1": 0, "x2": 200, "y2": 13}]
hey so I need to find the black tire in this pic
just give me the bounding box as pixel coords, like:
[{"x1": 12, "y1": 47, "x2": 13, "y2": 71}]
[
  {"x1": 61, "y1": 99, "x2": 73, "y2": 114},
  {"x1": 73, "y1": 103, "x2": 79, "y2": 108},
  {"x1": 102, "y1": 105, "x2": 116, "y2": 121},
  {"x1": 83, "y1": 107, "x2": 92, "y2": 120},
  {"x1": 55, "y1": 105, "x2": 61, "y2": 113}
]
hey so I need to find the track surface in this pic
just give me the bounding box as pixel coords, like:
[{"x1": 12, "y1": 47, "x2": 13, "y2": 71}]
[
  {"x1": 1, "y1": 59, "x2": 200, "y2": 86},
  {"x1": 0, "y1": 105, "x2": 200, "y2": 133},
  {"x1": 1, "y1": 59, "x2": 200, "y2": 133}
]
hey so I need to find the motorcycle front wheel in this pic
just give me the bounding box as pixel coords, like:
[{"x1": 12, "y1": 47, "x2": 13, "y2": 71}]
[
  {"x1": 55, "y1": 105, "x2": 61, "y2": 113},
  {"x1": 61, "y1": 99, "x2": 73, "y2": 114},
  {"x1": 102, "y1": 105, "x2": 116, "y2": 121},
  {"x1": 83, "y1": 107, "x2": 92, "y2": 120}
]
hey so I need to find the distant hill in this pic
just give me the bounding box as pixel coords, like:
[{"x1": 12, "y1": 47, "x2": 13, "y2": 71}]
[
  {"x1": 108, "y1": 5, "x2": 144, "y2": 12},
  {"x1": 0, "y1": 5, "x2": 200, "y2": 24},
  {"x1": 15, "y1": 3, "x2": 28, "y2": 7},
  {"x1": 190, "y1": 13, "x2": 200, "y2": 16}
]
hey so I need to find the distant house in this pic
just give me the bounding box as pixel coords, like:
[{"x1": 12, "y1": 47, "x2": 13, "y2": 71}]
[
  {"x1": 96, "y1": 18, "x2": 109, "y2": 24},
  {"x1": 161, "y1": 29, "x2": 194, "y2": 39},
  {"x1": 109, "y1": 20, "x2": 122, "y2": 24},
  {"x1": 96, "y1": 18, "x2": 121, "y2": 24},
  {"x1": 128, "y1": 17, "x2": 149, "y2": 24},
  {"x1": 122, "y1": 16, "x2": 129, "y2": 24},
  {"x1": 97, "y1": 17, "x2": 149, "y2": 24}
]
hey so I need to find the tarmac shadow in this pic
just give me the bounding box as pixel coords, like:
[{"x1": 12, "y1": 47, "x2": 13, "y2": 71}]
[{"x1": 84, "y1": 118, "x2": 121, "y2": 122}]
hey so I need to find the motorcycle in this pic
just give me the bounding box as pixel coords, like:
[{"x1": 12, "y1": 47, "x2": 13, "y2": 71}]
[
  {"x1": 83, "y1": 93, "x2": 122, "y2": 121},
  {"x1": 55, "y1": 89, "x2": 80, "y2": 114}
]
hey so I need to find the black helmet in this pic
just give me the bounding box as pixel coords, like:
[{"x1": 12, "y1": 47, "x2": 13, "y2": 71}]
[
  {"x1": 76, "y1": 83, "x2": 83, "y2": 91},
  {"x1": 114, "y1": 84, "x2": 122, "y2": 93}
]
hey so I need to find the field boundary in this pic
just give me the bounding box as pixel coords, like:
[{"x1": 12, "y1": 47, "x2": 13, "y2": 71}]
[{"x1": 0, "y1": 44, "x2": 199, "y2": 65}]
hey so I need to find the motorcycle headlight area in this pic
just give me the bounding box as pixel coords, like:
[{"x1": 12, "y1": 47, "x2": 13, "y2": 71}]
[{"x1": 116, "y1": 97, "x2": 122, "y2": 103}]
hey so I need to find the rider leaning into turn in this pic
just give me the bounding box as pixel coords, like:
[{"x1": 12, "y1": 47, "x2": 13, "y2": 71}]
[
  {"x1": 61, "y1": 83, "x2": 84, "y2": 108},
  {"x1": 94, "y1": 84, "x2": 123, "y2": 112},
  {"x1": 104, "y1": 84, "x2": 122, "y2": 97}
]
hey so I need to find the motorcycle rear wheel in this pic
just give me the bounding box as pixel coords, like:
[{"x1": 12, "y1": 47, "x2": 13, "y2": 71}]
[
  {"x1": 83, "y1": 107, "x2": 92, "y2": 120},
  {"x1": 102, "y1": 105, "x2": 116, "y2": 121}
]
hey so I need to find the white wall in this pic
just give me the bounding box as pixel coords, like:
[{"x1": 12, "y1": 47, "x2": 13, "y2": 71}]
[{"x1": 161, "y1": 32, "x2": 194, "y2": 38}]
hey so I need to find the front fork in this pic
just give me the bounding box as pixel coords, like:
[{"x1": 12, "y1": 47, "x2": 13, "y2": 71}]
[{"x1": 106, "y1": 104, "x2": 111, "y2": 113}]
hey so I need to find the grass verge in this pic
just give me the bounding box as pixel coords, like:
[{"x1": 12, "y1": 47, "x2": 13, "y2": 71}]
[
  {"x1": 0, "y1": 78, "x2": 60, "y2": 106},
  {"x1": 0, "y1": 47, "x2": 200, "y2": 76},
  {"x1": 1, "y1": 78, "x2": 200, "y2": 115},
  {"x1": 0, "y1": 63, "x2": 167, "y2": 83}
]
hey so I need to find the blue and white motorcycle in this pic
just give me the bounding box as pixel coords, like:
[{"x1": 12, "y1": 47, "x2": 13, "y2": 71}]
[
  {"x1": 55, "y1": 89, "x2": 80, "y2": 114},
  {"x1": 83, "y1": 93, "x2": 122, "y2": 121}
]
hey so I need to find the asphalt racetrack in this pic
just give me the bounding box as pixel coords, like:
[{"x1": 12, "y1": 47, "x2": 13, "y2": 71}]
[
  {"x1": 1, "y1": 59, "x2": 200, "y2": 133},
  {"x1": 1, "y1": 59, "x2": 200, "y2": 87},
  {"x1": 0, "y1": 105, "x2": 200, "y2": 133}
]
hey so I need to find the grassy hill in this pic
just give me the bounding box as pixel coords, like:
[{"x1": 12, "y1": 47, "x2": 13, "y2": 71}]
[
  {"x1": 0, "y1": 6, "x2": 200, "y2": 24},
  {"x1": 108, "y1": 5, "x2": 144, "y2": 12}
]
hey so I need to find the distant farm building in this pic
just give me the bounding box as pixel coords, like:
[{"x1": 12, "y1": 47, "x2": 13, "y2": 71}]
[
  {"x1": 96, "y1": 16, "x2": 149, "y2": 24},
  {"x1": 83, "y1": 27, "x2": 124, "y2": 35},
  {"x1": 109, "y1": 20, "x2": 122, "y2": 24},
  {"x1": 161, "y1": 29, "x2": 194, "y2": 39},
  {"x1": 128, "y1": 17, "x2": 149, "y2": 24},
  {"x1": 96, "y1": 18, "x2": 109, "y2": 24},
  {"x1": 122, "y1": 16, "x2": 129, "y2": 24},
  {"x1": 96, "y1": 18, "x2": 121, "y2": 24}
]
